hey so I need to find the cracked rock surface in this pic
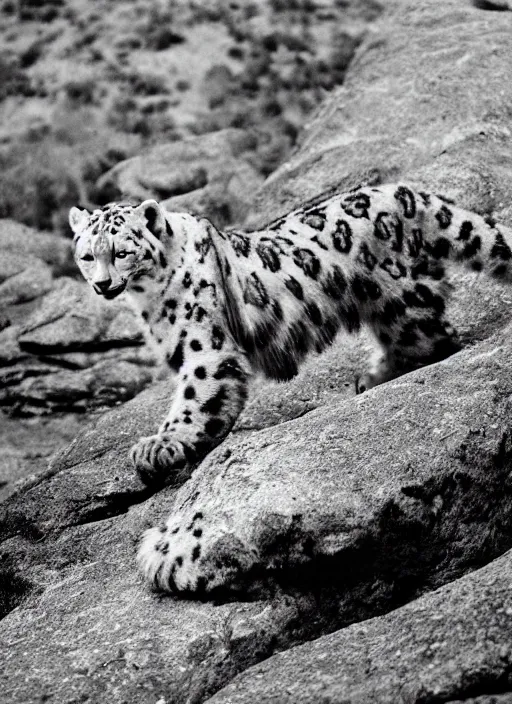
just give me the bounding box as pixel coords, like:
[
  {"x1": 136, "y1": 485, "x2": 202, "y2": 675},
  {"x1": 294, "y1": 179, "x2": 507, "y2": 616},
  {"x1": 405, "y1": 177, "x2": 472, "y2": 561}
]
[
  {"x1": 0, "y1": 227, "x2": 157, "y2": 418},
  {"x1": 3, "y1": 1, "x2": 512, "y2": 704},
  {"x1": 208, "y1": 546, "x2": 512, "y2": 704}
]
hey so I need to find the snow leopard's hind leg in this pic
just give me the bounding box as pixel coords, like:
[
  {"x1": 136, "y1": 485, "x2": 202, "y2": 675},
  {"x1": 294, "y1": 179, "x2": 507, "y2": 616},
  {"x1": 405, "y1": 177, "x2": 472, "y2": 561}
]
[{"x1": 357, "y1": 286, "x2": 461, "y2": 393}]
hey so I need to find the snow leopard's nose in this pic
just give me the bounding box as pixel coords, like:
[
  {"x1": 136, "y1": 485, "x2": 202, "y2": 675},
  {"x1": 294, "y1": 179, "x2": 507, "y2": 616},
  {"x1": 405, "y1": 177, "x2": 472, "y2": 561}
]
[{"x1": 94, "y1": 277, "x2": 112, "y2": 292}]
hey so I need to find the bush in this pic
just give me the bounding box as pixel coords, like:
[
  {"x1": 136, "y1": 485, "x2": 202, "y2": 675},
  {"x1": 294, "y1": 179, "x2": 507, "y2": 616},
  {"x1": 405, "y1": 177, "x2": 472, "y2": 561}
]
[
  {"x1": 139, "y1": 6, "x2": 186, "y2": 51},
  {"x1": 227, "y1": 45, "x2": 244, "y2": 60},
  {"x1": 1, "y1": 1, "x2": 17, "y2": 14},
  {"x1": 18, "y1": 0, "x2": 65, "y2": 22},
  {"x1": 0, "y1": 53, "x2": 35, "y2": 100},
  {"x1": 328, "y1": 33, "x2": 362, "y2": 74},
  {"x1": 150, "y1": 28, "x2": 186, "y2": 51},
  {"x1": 0, "y1": 140, "x2": 83, "y2": 232},
  {"x1": 63, "y1": 78, "x2": 96, "y2": 105},
  {"x1": 175, "y1": 79, "x2": 190, "y2": 92},
  {"x1": 129, "y1": 72, "x2": 170, "y2": 96},
  {"x1": 19, "y1": 43, "x2": 41, "y2": 68},
  {"x1": 107, "y1": 92, "x2": 177, "y2": 139},
  {"x1": 0, "y1": 108, "x2": 139, "y2": 234}
]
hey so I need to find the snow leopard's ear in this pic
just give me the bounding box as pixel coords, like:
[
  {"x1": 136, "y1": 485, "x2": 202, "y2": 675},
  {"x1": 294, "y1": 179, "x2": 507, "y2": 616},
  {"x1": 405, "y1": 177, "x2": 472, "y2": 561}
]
[
  {"x1": 136, "y1": 200, "x2": 170, "y2": 241},
  {"x1": 69, "y1": 206, "x2": 90, "y2": 234}
]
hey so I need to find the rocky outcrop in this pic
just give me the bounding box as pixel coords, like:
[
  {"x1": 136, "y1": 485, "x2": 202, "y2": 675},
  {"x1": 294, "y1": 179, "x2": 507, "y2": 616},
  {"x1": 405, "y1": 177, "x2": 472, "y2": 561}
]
[
  {"x1": 245, "y1": 0, "x2": 512, "y2": 230},
  {"x1": 3, "y1": 1, "x2": 512, "y2": 704},
  {"x1": 0, "y1": 221, "x2": 158, "y2": 497},
  {"x1": 208, "y1": 546, "x2": 512, "y2": 704},
  {"x1": 2, "y1": 316, "x2": 512, "y2": 704},
  {"x1": 0, "y1": 220, "x2": 156, "y2": 417},
  {"x1": 0, "y1": 275, "x2": 156, "y2": 416},
  {"x1": 0, "y1": 219, "x2": 74, "y2": 276},
  {"x1": 96, "y1": 129, "x2": 264, "y2": 228}
]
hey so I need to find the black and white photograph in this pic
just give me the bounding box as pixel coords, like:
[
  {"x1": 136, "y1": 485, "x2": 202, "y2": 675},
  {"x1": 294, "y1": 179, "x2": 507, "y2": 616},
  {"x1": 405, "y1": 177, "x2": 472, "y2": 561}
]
[{"x1": 2, "y1": 0, "x2": 512, "y2": 702}]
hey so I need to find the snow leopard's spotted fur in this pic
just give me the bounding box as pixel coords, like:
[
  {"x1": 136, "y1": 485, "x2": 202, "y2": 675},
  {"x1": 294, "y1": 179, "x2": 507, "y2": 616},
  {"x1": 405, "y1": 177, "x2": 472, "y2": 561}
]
[{"x1": 70, "y1": 183, "x2": 512, "y2": 595}]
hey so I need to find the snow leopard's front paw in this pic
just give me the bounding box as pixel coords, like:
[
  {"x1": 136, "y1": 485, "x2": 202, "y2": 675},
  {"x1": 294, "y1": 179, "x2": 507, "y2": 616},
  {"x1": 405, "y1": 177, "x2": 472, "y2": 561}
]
[{"x1": 130, "y1": 434, "x2": 190, "y2": 486}]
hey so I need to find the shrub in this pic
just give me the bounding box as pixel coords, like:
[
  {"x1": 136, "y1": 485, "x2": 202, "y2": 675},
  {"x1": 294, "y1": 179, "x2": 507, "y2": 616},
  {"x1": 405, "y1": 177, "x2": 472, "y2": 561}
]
[
  {"x1": 227, "y1": 46, "x2": 244, "y2": 60},
  {"x1": 139, "y1": 6, "x2": 186, "y2": 51},
  {"x1": 0, "y1": 140, "x2": 83, "y2": 232},
  {"x1": 150, "y1": 28, "x2": 186, "y2": 51},
  {"x1": 0, "y1": 53, "x2": 35, "y2": 100},
  {"x1": 107, "y1": 92, "x2": 177, "y2": 139},
  {"x1": 18, "y1": 0, "x2": 65, "y2": 22},
  {"x1": 19, "y1": 43, "x2": 41, "y2": 68},
  {"x1": 175, "y1": 79, "x2": 190, "y2": 92},
  {"x1": 0, "y1": 108, "x2": 139, "y2": 234},
  {"x1": 129, "y1": 71, "x2": 170, "y2": 96},
  {"x1": 63, "y1": 78, "x2": 96, "y2": 105}
]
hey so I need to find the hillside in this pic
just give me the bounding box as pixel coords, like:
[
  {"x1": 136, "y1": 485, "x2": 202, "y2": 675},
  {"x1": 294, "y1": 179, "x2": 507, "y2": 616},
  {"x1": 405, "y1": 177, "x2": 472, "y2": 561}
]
[{"x1": 0, "y1": 0, "x2": 378, "y2": 232}]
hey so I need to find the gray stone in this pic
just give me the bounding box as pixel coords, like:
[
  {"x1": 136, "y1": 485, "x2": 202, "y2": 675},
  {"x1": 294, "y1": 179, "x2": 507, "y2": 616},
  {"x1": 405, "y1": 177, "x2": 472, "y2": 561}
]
[
  {"x1": 2, "y1": 319, "x2": 512, "y2": 703},
  {"x1": 0, "y1": 277, "x2": 157, "y2": 416},
  {"x1": 0, "y1": 413, "x2": 88, "y2": 503},
  {"x1": 0, "y1": 326, "x2": 25, "y2": 366},
  {"x1": 0, "y1": 252, "x2": 53, "y2": 306},
  {"x1": 17, "y1": 278, "x2": 145, "y2": 353},
  {"x1": 208, "y1": 548, "x2": 512, "y2": 704},
  {"x1": 245, "y1": 0, "x2": 512, "y2": 230},
  {"x1": 4, "y1": 359, "x2": 153, "y2": 414},
  {"x1": 0, "y1": 219, "x2": 74, "y2": 276},
  {"x1": 97, "y1": 129, "x2": 263, "y2": 228}
]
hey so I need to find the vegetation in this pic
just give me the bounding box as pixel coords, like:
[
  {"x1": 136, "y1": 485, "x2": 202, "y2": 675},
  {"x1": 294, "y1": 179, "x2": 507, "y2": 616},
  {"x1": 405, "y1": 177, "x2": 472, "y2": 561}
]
[{"x1": 0, "y1": 0, "x2": 376, "y2": 233}]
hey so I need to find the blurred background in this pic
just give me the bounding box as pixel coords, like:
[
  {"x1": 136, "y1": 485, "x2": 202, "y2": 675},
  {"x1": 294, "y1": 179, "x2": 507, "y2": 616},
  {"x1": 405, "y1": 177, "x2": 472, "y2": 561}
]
[{"x1": 0, "y1": 0, "x2": 380, "y2": 234}]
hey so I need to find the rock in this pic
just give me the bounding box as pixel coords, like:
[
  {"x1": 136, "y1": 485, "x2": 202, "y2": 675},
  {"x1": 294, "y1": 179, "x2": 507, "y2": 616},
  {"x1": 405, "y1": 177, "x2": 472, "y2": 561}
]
[
  {"x1": 208, "y1": 547, "x2": 512, "y2": 704},
  {"x1": 17, "y1": 278, "x2": 144, "y2": 353},
  {"x1": 0, "y1": 252, "x2": 54, "y2": 306},
  {"x1": 0, "y1": 266, "x2": 158, "y2": 492},
  {"x1": 0, "y1": 413, "x2": 88, "y2": 503},
  {"x1": 0, "y1": 326, "x2": 25, "y2": 366},
  {"x1": 3, "y1": 359, "x2": 154, "y2": 414},
  {"x1": 245, "y1": 0, "x2": 512, "y2": 230},
  {"x1": 96, "y1": 129, "x2": 263, "y2": 227},
  {"x1": 2, "y1": 319, "x2": 512, "y2": 701},
  {"x1": 0, "y1": 278, "x2": 157, "y2": 416},
  {"x1": 132, "y1": 322, "x2": 512, "y2": 606},
  {"x1": 0, "y1": 219, "x2": 74, "y2": 276}
]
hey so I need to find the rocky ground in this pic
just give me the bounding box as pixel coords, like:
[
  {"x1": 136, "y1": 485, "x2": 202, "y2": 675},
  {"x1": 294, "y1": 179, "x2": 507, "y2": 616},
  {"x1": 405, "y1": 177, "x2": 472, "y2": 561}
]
[{"x1": 3, "y1": 0, "x2": 512, "y2": 703}]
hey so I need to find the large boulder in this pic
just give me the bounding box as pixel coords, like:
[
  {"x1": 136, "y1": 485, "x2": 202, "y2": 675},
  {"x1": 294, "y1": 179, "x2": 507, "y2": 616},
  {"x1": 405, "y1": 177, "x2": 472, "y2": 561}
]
[
  {"x1": 2, "y1": 316, "x2": 512, "y2": 703},
  {"x1": 0, "y1": 263, "x2": 157, "y2": 497},
  {"x1": 0, "y1": 252, "x2": 53, "y2": 307},
  {"x1": 245, "y1": 0, "x2": 512, "y2": 230},
  {"x1": 96, "y1": 129, "x2": 264, "y2": 228},
  {"x1": 0, "y1": 219, "x2": 74, "y2": 276},
  {"x1": 0, "y1": 278, "x2": 156, "y2": 416},
  {"x1": 208, "y1": 547, "x2": 512, "y2": 704}
]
